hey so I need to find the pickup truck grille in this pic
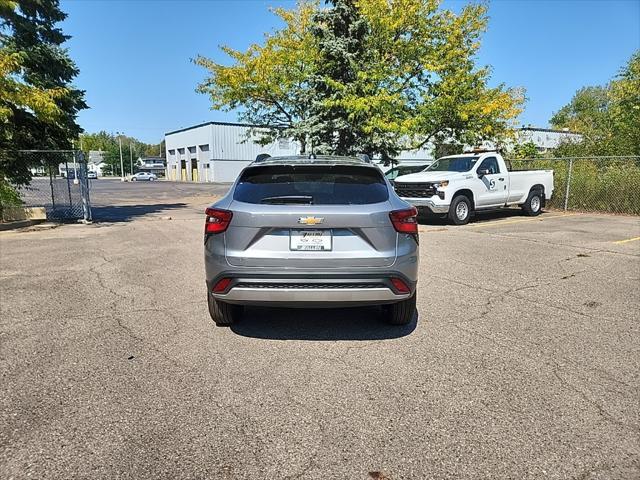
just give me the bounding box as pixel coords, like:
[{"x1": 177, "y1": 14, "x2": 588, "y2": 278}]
[{"x1": 394, "y1": 182, "x2": 437, "y2": 198}]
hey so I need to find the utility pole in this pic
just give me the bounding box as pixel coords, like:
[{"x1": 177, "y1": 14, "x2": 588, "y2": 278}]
[
  {"x1": 130, "y1": 142, "x2": 134, "y2": 175},
  {"x1": 117, "y1": 132, "x2": 124, "y2": 181}
]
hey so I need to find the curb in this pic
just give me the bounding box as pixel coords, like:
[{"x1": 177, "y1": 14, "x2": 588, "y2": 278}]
[{"x1": 0, "y1": 219, "x2": 46, "y2": 231}]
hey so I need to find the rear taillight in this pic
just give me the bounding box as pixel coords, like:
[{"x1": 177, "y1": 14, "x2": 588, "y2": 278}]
[
  {"x1": 391, "y1": 277, "x2": 411, "y2": 294},
  {"x1": 212, "y1": 277, "x2": 232, "y2": 293},
  {"x1": 205, "y1": 207, "x2": 233, "y2": 234},
  {"x1": 389, "y1": 207, "x2": 418, "y2": 234}
]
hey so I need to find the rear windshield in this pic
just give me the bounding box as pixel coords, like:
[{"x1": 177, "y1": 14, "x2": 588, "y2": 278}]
[{"x1": 234, "y1": 165, "x2": 389, "y2": 205}]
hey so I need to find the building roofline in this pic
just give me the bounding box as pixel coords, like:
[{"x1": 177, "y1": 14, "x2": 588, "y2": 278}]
[
  {"x1": 519, "y1": 126, "x2": 581, "y2": 135},
  {"x1": 165, "y1": 121, "x2": 582, "y2": 139},
  {"x1": 165, "y1": 120, "x2": 271, "y2": 136}
]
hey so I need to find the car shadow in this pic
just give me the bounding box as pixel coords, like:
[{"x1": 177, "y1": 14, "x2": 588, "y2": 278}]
[
  {"x1": 91, "y1": 203, "x2": 188, "y2": 222},
  {"x1": 230, "y1": 306, "x2": 418, "y2": 341},
  {"x1": 417, "y1": 208, "x2": 537, "y2": 226}
]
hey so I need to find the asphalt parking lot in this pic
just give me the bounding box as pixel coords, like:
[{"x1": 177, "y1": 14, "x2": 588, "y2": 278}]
[{"x1": 1, "y1": 181, "x2": 639, "y2": 479}]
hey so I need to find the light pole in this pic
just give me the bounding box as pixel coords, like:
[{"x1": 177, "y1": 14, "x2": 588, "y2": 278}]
[
  {"x1": 130, "y1": 142, "x2": 134, "y2": 175},
  {"x1": 116, "y1": 132, "x2": 125, "y2": 181}
]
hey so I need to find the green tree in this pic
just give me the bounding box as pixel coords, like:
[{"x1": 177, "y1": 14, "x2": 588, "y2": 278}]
[
  {"x1": 1, "y1": 41, "x2": 63, "y2": 202},
  {"x1": 195, "y1": 0, "x2": 524, "y2": 158},
  {"x1": 78, "y1": 131, "x2": 158, "y2": 176},
  {"x1": 0, "y1": 0, "x2": 87, "y2": 149},
  {"x1": 609, "y1": 51, "x2": 640, "y2": 155},
  {"x1": 307, "y1": 0, "x2": 369, "y2": 155},
  {"x1": 313, "y1": 0, "x2": 524, "y2": 157},
  {"x1": 551, "y1": 50, "x2": 639, "y2": 156},
  {"x1": 0, "y1": 0, "x2": 86, "y2": 182},
  {"x1": 194, "y1": 1, "x2": 318, "y2": 152},
  {"x1": 512, "y1": 141, "x2": 540, "y2": 159}
]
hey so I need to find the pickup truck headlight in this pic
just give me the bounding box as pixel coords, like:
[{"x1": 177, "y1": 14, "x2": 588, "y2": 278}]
[{"x1": 433, "y1": 180, "x2": 449, "y2": 189}]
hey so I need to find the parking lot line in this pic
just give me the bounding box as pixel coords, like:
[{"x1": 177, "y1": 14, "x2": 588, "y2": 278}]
[
  {"x1": 613, "y1": 236, "x2": 640, "y2": 244},
  {"x1": 467, "y1": 213, "x2": 577, "y2": 228}
]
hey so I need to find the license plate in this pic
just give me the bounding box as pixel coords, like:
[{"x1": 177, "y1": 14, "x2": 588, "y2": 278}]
[{"x1": 290, "y1": 229, "x2": 332, "y2": 251}]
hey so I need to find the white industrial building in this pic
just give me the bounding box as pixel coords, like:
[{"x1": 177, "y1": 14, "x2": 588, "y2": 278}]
[
  {"x1": 516, "y1": 127, "x2": 582, "y2": 152},
  {"x1": 164, "y1": 121, "x2": 434, "y2": 183},
  {"x1": 164, "y1": 121, "x2": 582, "y2": 183},
  {"x1": 164, "y1": 122, "x2": 300, "y2": 183}
]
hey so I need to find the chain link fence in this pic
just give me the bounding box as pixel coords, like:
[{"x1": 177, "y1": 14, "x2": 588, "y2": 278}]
[
  {"x1": 0, "y1": 150, "x2": 92, "y2": 222},
  {"x1": 508, "y1": 156, "x2": 640, "y2": 215}
]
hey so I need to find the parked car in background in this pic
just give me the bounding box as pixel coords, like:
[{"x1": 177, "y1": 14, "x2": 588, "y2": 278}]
[
  {"x1": 130, "y1": 172, "x2": 157, "y2": 182},
  {"x1": 204, "y1": 155, "x2": 419, "y2": 327},
  {"x1": 87, "y1": 171, "x2": 98, "y2": 179},
  {"x1": 63, "y1": 169, "x2": 77, "y2": 179},
  {"x1": 384, "y1": 164, "x2": 430, "y2": 182},
  {"x1": 393, "y1": 150, "x2": 554, "y2": 225}
]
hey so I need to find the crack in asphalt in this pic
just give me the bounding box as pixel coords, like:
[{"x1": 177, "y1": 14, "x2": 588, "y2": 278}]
[
  {"x1": 87, "y1": 252, "x2": 201, "y2": 373},
  {"x1": 469, "y1": 230, "x2": 640, "y2": 258},
  {"x1": 450, "y1": 318, "x2": 640, "y2": 437},
  {"x1": 551, "y1": 363, "x2": 640, "y2": 436},
  {"x1": 432, "y1": 260, "x2": 640, "y2": 438}
]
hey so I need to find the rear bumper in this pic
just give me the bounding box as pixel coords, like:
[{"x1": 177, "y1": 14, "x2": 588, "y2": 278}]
[{"x1": 207, "y1": 273, "x2": 416, "y2": 308}]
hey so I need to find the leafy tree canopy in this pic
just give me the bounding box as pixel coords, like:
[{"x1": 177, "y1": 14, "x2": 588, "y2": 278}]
[
  {"x1": 195, "y1": 0, "x2": 524, "y2": 157},
  {"x1": 551, "y1": 50, "x2": 639, "y2": 156},
  {"x1": 0, "y1": 0, "x2": 87, "y2": 185},
  {"x1": 79, "y1": 131, "x2": 162, "y2": 176},
  {"x1": 194, "y1": 1, "x2": 318, "y2": 151}
]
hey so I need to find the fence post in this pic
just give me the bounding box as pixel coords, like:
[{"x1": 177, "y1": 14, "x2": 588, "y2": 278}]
[
  {"x1": 564, "y1": 158, "x2": 574, "y2": 211},
  {"x1": 48, "y1": 162, "x2": 56, "y2": 216},
  {"x1": 77, "y1": 151, "x2": 92, "y2": 222}
]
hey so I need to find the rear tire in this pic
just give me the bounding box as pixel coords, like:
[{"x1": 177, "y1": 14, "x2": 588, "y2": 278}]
[
  {"x1": 207, "y1": 293, "x2": 242, "y2": 326},
  {"x1": 448, "y1": 195, "x2": 472, "y2": 225},
  {"x1": 522, "y1": 189, "x2": 543, "y2": 216},
  {"x1": 385, "y1": 294, "x2": 417, "y2": 325},
  {"x1": 131, "y1": 177, "x2": 137, "y2": 182}
]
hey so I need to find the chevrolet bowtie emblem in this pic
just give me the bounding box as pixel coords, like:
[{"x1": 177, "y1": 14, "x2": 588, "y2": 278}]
[{"x1": 298, "y1": 216, "x2": 324, "y2": 226}]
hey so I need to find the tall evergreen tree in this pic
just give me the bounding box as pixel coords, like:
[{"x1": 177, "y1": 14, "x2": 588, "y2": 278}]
[
  {"x1": 0, "y1": 0, "x2": 86, "y2": 156},
  {"x1": 309, "y1": 0, "x2": 369, "y2": 155}
]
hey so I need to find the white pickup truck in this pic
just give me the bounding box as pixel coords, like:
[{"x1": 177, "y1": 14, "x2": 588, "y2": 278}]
[{"x1": 393, "y1": 151, "x2": 554, "y2": 225}]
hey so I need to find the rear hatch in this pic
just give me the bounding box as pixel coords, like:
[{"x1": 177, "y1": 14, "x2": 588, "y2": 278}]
[{"x1": 225, "y1": 164, "x2": 397, "y2": 269}]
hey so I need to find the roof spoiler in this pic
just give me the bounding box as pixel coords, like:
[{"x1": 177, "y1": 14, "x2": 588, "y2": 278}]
[{"x1": 255, "y1": 153, "x2": 271, "y2": 163}]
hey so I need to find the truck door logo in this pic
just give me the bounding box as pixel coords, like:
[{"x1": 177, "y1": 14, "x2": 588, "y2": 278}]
[{"x1": 489, "y1": 179, "x2": 496, "y2": 190}]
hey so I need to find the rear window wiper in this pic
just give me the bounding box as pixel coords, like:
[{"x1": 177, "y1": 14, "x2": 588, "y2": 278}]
[{"x1": 260, "y1": 195, "x2": 314, "y2": 204}]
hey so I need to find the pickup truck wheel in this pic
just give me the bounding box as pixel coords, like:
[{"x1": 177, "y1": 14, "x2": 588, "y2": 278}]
[
  {"x1": 522, "y1": 190, "x2": 543, "y2": 216},
  {"x1": 385, "y1": 294, "x2": 417, "y2": 325},
  {"x1": 207, "y1": 293, "x2": 242, "y2": 326},
  {"x1": 448, "y1": 195, "x2": 472, "y2": 225}
]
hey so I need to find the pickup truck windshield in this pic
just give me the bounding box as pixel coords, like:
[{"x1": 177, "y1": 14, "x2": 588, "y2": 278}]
[{"x1": 427, "y1": 156, "x2": 479, "y2": 172}]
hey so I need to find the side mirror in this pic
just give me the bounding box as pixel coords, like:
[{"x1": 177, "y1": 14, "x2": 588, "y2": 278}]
[{"x1": 477, "y1": 168, "x2": 489, "y2": 178}]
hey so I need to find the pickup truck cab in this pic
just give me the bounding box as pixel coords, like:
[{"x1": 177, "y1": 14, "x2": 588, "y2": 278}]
[{"x1": 393, "y1": 151, "x2": 553, "y2": 225}]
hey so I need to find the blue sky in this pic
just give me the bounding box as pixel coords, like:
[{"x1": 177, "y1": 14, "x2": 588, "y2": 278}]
[{"x1": 61, "y1": 0, "x2": 640, "y2": 144}]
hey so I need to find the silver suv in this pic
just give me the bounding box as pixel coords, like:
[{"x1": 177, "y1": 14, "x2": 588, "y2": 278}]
[{"x1": 204, "y1": 155, "x2": 419, "y2": 326}]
